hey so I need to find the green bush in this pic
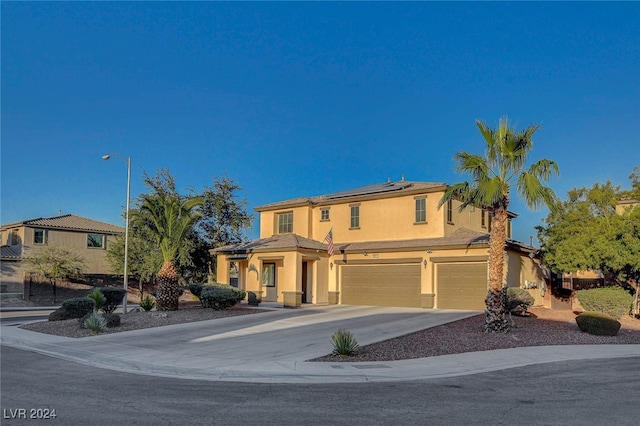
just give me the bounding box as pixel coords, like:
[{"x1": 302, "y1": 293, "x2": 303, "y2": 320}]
[
  {"x1": 79, "y1": 312, "x2": 121, "y2": 328},
  {"x1": 139, "y1": 294, "x2": 156, "y2": 312},
  {"x1": 199, "y1": 285, "x2": 246, "y2": 310},
  {"x1": 577, "y1": 286, "x2": 633, "y2": 318},
  {"x1": 61, "y1": 297, "x2": 96, "y2": 319},
  {"x1": 83, "y1": 312, "x2": 107, "y2": 334},
  {"x1": 331, "y1": 329, "x2": 359, "y2": 356},
  {"x1": 188, "y1": 283, "x2": 204, "y2": 299},
  {"x1": 99, "y1": 287, "x2": 126, "y2": 314},
  {"x1": 87, "y1": 288, "x2": 106, "y2": 312},
  {"x1": 507, "y1": 287, "x2": 535, "y2": 315},
  {"x1": 48, "y1": 307, "x2": 72, "y2": 321},
  {"x1": 575, "y1": 311, "x2": 621, "y2": 336}
]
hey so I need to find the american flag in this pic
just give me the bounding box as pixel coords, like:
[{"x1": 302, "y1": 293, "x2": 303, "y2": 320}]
[{"x1": 324, "y1": 229, "x2": 334, "y2": 256}]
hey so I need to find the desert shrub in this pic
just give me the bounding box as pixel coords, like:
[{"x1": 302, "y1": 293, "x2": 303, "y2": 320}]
[
  {"x1": 507, "y1": 287, "x2": 535, "y2": 315},
  {"x1": 139, "y1": 294, "x2": 156, "y2": 312},
  {"x1": 199, "y1": 285, "x2": 246, "y2": 310},
  {"x1": 48, "y1": 307, "x2": 72, "y2": 321},
  {"x1": 331, "y1": 329, "x2": 359, "y2": 356},
  {"x1": 61, "y1": 297, "x2": 96, "y2": 319},
  {"x1": 87, "y1": 288, "x2": 106, "y2": 312},
  {"x1": 83, "y1": 312, "x2": 107, "y2": 334},
  {"x1": 577, "y1": 286, "x2": 633, "y2": 318},
  {"x1": 575, "y1": 311, "x2": 621, "y2": 336},
  {"x1": 99, "y1": 287, "x2": 125, "y2": 313},
  {"x1": 188, "y1": 284, "x2": 204, "y2": 299},
  {"x1": 103, "y1": 313, "x2": 121, "y2": 328}
]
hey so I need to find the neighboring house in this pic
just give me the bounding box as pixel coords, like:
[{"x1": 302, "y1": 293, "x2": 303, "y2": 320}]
[
  {"x1": 0, "y1": 214, "x2": 124, "y2": 299},
  {"x1": 213, "y1": 179, "x2": 546, "y2": 310}
]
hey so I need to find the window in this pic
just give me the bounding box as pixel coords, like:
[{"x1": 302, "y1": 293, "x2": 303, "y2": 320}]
[
  {"x1": 262, "y1": 263, "x2": 276, "y2": 287},
  {"x1": 507, "y1": 219, "x2": 512, "y2": 239},
  {"x1": 481, "y1": 209, "x2": 486, "y2": 228},
  {"x1": 350, "y1": 204, "x2": 360, "y2": 229},
  {"x1": 320, "y1": 208, "x2": 330, "y2": 221},
  {"x1": 415, "y1": 197, "x2": 426, "y2": 223},
  {"x1": 487, "y1": 212, "x2": 492, "y2": 232},
  {"x1": 277, "y1": 212, "x2": 293, "y2": 234},
  {"x1": 446, "y1": 200, "x2": 454, "y2": 223},
  {"x1": 34, "y1": 229, "x2": 48, "y2": 245},
  {"x1": 87, "y1": 233, "x2": 106, "y2": 248}
]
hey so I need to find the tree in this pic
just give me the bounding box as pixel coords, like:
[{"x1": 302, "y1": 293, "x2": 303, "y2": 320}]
[
  {"x1": 106, "y1": 169, "x2": 253, "y2": 294},
  {"x1": 26, "y1": 246, "x2": 85, "y2": 302},
  {"x1": 439, "y1": 117, "x2": 559, "y2": 332},
  {"x1": 537, "y1": 170, "x2": 640, "y2": 316},
  {"x1": 195, "y1": 176, "x2": 253, "y2": 279},
  {"x1": 132, "y1": 189, "x2": 203, "y2": 311}
]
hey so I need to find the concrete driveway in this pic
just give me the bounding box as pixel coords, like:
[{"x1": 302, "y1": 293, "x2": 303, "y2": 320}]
[{"x1": 3, "y1": 304, "x2": 639, "y2": 383}]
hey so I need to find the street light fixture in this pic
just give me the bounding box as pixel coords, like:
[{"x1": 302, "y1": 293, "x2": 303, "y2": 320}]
[{"x1": 102, "y1": 153, "x2": 131, "y2": 314}]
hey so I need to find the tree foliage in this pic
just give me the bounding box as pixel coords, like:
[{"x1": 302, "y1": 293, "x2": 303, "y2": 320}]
[
  {"x1": 537, "y1": 169, "x2": 640, "y2": 285},
  {"x1": 106, "y1": 169, "x2": 253, "y2": 288},
  {"x1": 439, "y1": 116, "x2": 559, "y2": 332},
  {"x1": 26, "y1": 246, "x2": 86, "y2": 302}
]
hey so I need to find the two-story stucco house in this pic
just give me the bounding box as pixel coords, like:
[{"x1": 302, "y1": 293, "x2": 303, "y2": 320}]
[
  {"x1": 213, "y1": 180, "x2": 546, "y2": 310},
  {"x1": 0, "y1": 214, "x2": 124, "y2": 298}
]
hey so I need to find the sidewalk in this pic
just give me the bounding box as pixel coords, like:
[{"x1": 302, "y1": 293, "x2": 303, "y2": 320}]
[{"x1": 2, "y1": 305, "x2": 640, "y2": 384}]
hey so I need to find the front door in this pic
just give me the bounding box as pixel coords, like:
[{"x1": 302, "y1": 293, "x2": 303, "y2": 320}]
[{"x1": 301, "y1": 262, "x2": 308, "y2": 303}]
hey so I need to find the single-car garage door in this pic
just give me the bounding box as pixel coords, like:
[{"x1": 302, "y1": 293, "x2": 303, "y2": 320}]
[
  {"x1": 437, "y1": 263, "x2": 487, "y2": 310},
  {"x1": 341, "y1": 264, "x2": 421, "y2": 308}
]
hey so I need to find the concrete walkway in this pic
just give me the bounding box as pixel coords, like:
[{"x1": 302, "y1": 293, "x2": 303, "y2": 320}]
[{"x1": 2, "y1": 304, "x2": 639, "y2": 384}]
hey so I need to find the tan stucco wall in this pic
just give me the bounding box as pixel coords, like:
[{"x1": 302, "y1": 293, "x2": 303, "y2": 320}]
[{"x1": 259, "y1": 192, "x2": 490, "y2": 243}]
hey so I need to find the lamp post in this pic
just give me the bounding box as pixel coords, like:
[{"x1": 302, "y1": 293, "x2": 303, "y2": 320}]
[{"x1": 102, "y1": 154, "x2": 130, "y2": 314}]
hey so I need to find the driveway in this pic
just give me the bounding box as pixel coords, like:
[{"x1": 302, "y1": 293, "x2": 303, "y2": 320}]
[{"x1": 2, "y1": 304, "x2": 639, "y2": 384}]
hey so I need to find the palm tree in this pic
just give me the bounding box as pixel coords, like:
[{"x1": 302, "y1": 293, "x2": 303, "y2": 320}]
[
  {"x1": 439, "y1": 117, "x2": 559, "y2": 332},
  {"x1": 133, "y1": 192, "x2": 203, "y2": 310}
]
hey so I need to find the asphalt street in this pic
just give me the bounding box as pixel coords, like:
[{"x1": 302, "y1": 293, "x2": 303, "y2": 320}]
[{"x1": 2, "y1": 346, "x2": 639, "y2": 426}]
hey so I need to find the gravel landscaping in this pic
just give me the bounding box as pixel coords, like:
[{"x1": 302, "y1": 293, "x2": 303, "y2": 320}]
[{"x1": 16, "y1": 304, "x2": 640, "y2": 361}]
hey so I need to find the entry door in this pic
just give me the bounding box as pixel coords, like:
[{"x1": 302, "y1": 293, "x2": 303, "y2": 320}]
[{"x1": 301, "y1": 262, "x2": 308, "y2": 303}]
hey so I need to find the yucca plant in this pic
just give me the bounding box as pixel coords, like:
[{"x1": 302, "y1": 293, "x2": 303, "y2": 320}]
[
  {"x1": 331, "y1": 329, "x2": 359, "y2": 356},
  {"x1": 83, "y1": 312, "x2": 107, "y2": 334},
  {"x1": 139, "y1": 294, "x2": 156, "y2": 312},
  {"x1": 87, "y1": 288, "x2": 106, "y2": 312}
]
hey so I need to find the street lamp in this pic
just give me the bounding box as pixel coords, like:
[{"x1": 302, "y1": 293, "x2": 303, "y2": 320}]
[{"x1": 102, "y1": 153, "x2": 131, "y2": 314}]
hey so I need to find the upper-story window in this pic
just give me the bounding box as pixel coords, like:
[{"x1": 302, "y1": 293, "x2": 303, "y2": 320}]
[
  {"x1": 87, "y1": 233, "x2": 106, "y2": 248},
  {"x1": 415, "y1": 197, "x2": 427, "y2": 223},
  {"x1": 481, "y1": 209, "x2": 486, "y2": 228},
  {"x1": 320, "y1": 208, "x2": 330, "y2": 222},
  {"x1": 34, "y1": 229, "x2": 48, "y2": 245},
  {"x1": 350, "y1": 204, "x2": 360, "y2": 229},
  {"x1": 446, "y1": 200, "x2": 454, "y2": 224},
  {"x1": 507, "y1": 218, "x2": 512, "y2": 239},
  {"x1": 277, "y1": 211, "x2": 293, "y2": 234}
]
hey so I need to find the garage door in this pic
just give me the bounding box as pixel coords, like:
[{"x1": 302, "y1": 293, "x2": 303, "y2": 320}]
[
  {"x1": 437, "y1": 263, "x2": 487, "y2": 310},
  {"x1": 341, "y1": 264, "x2": 421, "y2": 308}
]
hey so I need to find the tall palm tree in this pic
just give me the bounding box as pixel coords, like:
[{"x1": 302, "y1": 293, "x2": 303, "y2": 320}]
[
  {"x1": 134, "y1": 193, "x2": 203, "y2": 310},
  {"x1": 439, "y1": 117, "x2": 559, "y2": 332}
]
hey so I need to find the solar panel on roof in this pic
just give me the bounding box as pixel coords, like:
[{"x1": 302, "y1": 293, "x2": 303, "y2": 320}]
[{"x1": 324, "y1": 182, "x2": 413, "y2": 199}]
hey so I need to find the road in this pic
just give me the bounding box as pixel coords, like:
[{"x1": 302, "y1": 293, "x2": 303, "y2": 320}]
[{"x1": 2, "y1": 345, "x2": 639, "y2": 425}]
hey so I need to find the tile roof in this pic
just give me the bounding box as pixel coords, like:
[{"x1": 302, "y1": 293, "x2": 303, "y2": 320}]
[
  {"x1": 255, "y1": 181, "x2": 447, "y2": 211},
  {"x1": 1, "y1": 214, "x2": 124, "y2": 234},
  {"x1": 213, "y1": 233, "x2": 327, "y2": 254},
  {"x1": 213, "y1": 229, "x2": 492, "y2": 255}
]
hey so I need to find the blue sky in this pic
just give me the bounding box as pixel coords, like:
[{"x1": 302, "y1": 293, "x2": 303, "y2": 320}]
[{"x1": 2, "y1": 2, "x2": 639, "y2": 244}]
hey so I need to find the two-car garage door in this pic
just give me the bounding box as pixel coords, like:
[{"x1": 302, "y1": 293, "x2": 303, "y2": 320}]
[
  {"x1": 341, "y1": 264, "x2": 421, "y2": 308},
  {"x1": 437, "y1": 263, "x2": 487, "y2": 310},
  {"x1": 340, "y1": 262, "x2": 487, "y2": 310}
]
